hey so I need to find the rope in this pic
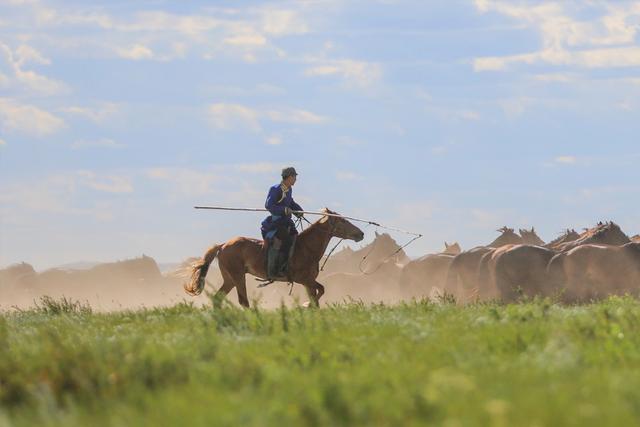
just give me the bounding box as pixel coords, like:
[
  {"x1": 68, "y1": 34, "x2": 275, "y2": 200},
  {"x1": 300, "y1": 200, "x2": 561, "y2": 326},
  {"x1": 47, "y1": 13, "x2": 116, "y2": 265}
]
[
  {"x1": 358, "y1": 230, "x2": 422, "y2": 275},
  {"x1": 320, "y1": 238, "x2": 345, "y2": 272}
]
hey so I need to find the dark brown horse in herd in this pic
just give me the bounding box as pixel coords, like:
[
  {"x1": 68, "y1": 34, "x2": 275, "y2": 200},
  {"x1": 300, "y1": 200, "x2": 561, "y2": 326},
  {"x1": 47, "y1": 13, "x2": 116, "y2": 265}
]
[
  {"x1": 444, "y1": 227, "x2": 545, "y2": 300},
  {"x1": 460, "y1": 222, "x2": 636, "y2": 303}
]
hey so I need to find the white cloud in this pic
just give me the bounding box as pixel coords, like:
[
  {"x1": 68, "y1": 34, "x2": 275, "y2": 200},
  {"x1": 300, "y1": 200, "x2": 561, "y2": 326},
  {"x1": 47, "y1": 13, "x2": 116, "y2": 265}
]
[
  {"x1": 0, "y1": 174, "x2": 79, "y2": 216},
  {"x1": 474, "y1": 46, "x2": 640, "y2": 71},
  {"x1": 0, "y1": 98, "x2": 65, "y2": 136},
  {"x1": 305, "y1": 59, "x2": 382, "y2": 87},
  {"x1": 431, "y1": 140, "x2": 458, "y2": 155},
  {"x1": 14, "y1": 68, "x2": 68, "y2": 94},
  {"x1": 266, "y1": 135, "x2": 283, "y2": 145},
  {"x1": 116, "y1": 44, "x2": 154, "y2": 60},
  {"x1": 554, "y1": 156, "x2": 577, "y2": 164},
  {"x1": 543, "y1": 155, "x2": 593, "y2": 168},
  {"x1": 77, "y1": 171, "x2": 134, "y2": 193},
  {"x1": 336, "y1": 171, "x2": 362, "y2": 181},
  {"x1": 235, "y1": 162, "x2": 279, "y2": 174},
  {"x1": 0, "y1": 171, "x2": 128, "y2": 221},
  {"x1": 1, "y1": 5, "x2": 318, "y2": 63},
  {"x1": 71, "y1": 138, "x2": 124, "y2": 149},
  {"x1": 395, "y1": 201, "x2": 436, "y2": 223},
  {"x1": 260, "y1": 9, "x2": 309, "y2": 36},
  {"x1": 425, "y1": 105, "x2": 482, "y2": 122},
  {"x1": 146, "y1": 167, "x2": 221, "y2": 197},
  {"x1": 0, "y1": 42, "x2": 67, "y2": 95},
  {"x1": 498, "y1": 97, "x2": 532, "y2": 117},
  {"x1": 531, "y1": 72, "x2": 576, "y2": 83},
  {"x1": 14, "y1": 44, "x2": 50, "y2": 66},
  {"x1": 470, "y1": 208, "x2": 507, "y2": 229},
  {"x1": 60, "y1": 103, "x2": 120, "y2": 123},
  {"x1": 337, "y1": 136, "x2": 364, "y2": 146},
  {"x1": 0, "y1": 138, "x2": 6, "y2": 146},
  {"x1": 208, "y1": 103, "x2": 261, "y2": 131},
  {"x1": 224, "y1": 34, "x2": 267, "y2": 47},
  {"x1": 265, "y1": 108, "x2": 327, "y2": 124},
  {"x1": 473, "y1": 1, "x2": 640, "y2": 71},
  {"x1": 207, "y1": 103, "x2": 327, "y2": 131}
]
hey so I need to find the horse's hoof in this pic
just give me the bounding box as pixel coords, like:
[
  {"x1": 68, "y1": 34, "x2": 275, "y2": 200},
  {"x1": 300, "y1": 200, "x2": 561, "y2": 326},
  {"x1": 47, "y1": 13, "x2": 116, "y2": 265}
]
[{"x1": 302, "y1": 301, "x2": 311, "y2": 308}]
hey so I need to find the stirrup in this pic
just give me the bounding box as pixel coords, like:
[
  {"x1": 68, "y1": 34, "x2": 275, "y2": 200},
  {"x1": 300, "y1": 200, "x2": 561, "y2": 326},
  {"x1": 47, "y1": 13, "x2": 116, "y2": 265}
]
[{"x1": 256, "y1": 278, "x2": 276, "y2": 288}]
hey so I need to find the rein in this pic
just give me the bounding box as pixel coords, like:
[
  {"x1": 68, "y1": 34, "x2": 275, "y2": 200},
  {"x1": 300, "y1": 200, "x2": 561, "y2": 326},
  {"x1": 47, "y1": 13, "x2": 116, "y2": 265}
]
[{"x1": 319, "y1": 220, "x2": 342, "y2": 272}]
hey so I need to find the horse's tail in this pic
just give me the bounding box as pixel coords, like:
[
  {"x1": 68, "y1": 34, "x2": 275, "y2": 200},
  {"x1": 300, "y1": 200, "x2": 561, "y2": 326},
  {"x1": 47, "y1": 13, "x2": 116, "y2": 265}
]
[
  {"x1": 476, "y1": 251, "x2": 492, "y2": 290},
  {"x1": 444, "y1": 256, "x2": 459, "y2": 295},
  {"x1": 546, "y1": 252, "x2": 566, "y2": 295},
  {"x1": 184, "y1": 244, "x2": 222, "y2": 296}
]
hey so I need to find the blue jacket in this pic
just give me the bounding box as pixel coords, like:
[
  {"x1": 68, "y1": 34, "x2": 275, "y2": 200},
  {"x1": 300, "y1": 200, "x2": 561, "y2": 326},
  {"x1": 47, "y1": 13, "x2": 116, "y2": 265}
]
[{"x1": 261, "y1": 183, "x2": 302, "y2": 239}]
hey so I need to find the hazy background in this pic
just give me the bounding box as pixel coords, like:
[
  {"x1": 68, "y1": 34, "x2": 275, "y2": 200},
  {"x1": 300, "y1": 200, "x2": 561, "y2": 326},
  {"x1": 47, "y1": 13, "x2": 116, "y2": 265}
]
[{"x1": 1, "y1": 0, "x2": 639, "y2": 270}]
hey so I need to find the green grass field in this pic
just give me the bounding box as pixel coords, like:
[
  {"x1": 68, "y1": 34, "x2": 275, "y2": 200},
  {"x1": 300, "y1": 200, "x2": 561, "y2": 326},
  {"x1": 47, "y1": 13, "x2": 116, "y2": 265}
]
[{"x1": 2, "y1": 296, "x2": 640, "y2": 426}]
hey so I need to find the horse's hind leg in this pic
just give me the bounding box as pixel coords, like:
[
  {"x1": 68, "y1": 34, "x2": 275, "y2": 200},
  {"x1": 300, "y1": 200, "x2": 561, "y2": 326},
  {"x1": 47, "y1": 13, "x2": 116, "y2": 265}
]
[
  {"x1": 235, "y1": 274, "x2": 250, "y2": 308},
  {"x1": 219, "y1": 264, "x2": 250, "y2": 308},
  {"x1": 213, "y1": 269, "x2": 236, "y2": 307}
]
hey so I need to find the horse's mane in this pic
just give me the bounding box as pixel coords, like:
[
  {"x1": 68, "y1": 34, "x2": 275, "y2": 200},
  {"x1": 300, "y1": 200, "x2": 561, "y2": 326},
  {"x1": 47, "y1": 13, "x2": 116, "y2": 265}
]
[
  {"x1": 563, "y1": 221, "x2": 630, "y2": 249},
  {"x1": 582, "y1": 221, "x2": 625, "y2": 239},
  {"x1": 547, "y1": 229, "x2": 578, "y2": 246},
  {"x1": 298, "y1": 212, "x2": 332, "y2": 237},
  {"x1": 487, "y1": 226, "x2": 520, "y2": 246}
]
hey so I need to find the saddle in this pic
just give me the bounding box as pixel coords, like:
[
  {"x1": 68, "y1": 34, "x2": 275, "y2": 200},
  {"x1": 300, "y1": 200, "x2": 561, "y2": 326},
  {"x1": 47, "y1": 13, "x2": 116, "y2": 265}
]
[{"x1": 257, "y1": 235, "x2": 296, "y2": 287}]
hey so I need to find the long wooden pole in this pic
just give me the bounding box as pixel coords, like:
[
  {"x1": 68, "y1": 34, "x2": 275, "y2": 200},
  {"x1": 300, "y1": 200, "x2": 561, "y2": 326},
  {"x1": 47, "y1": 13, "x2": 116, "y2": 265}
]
[{"x1": 193, "y1": 206, "x2": 422, "y2": 237}]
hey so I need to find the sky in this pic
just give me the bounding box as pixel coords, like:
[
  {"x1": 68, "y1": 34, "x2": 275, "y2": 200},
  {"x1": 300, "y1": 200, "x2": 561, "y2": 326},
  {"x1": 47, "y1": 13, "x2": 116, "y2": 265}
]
[{"x1": 1, "y1": 0, "x2": 639, "y2": 270}]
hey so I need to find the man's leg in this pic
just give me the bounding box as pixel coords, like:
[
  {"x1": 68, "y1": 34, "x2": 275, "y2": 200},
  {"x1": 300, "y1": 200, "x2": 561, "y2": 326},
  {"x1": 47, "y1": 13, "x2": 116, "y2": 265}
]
[
  {"x1": 267, "y1": 236, "x2": 281, "y2": 279},
  {"x1": 275, "y1": 225, "x2": 293, "y2": 276}
]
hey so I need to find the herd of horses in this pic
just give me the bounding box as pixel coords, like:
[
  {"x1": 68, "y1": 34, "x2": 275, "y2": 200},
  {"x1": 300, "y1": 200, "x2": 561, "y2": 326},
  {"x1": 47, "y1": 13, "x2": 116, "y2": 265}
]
[
  {"x1": 185, "y1": 208, "x2": 640, "y2": 307},
  {"x1": 404, "y1": 222, "x2": 640, "y2": 304}
]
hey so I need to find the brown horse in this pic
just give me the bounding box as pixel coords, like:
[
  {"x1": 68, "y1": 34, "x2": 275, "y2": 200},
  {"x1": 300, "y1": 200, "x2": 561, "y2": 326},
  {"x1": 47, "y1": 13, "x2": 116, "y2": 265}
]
[
  {"x1": 320, "y1": 232, "x2": 410, "y2": 276},
  {"x1": 556, "y1": 221, "x2": 630, "y2": 252},
  {"x1": 477, "y1": 229, "x2": 580, "y2": 302},
  {"x1": 545, "y1": 229, "x2": 580, "y2": 250},
  {"x1": 491, "y1": 245, "x2": 560, "y2": 302},
  {"x1": 184, "y1": 209, "x2": 364, "y2": 307},
  {"x1": 445, "y1": 227, "x2": 532, "y2": 302},
  {"x1": 399, "y1": 242, "x2": 462, "y2": 297},
  {"x1": 518, "y1": 228, "x2": 545, "y2": 246},
  {"x1": 548, "y1": 242, "x2": 640, "y2": 302},
  {"x1": 494, "y1": 222, "x2": 630, "y2": 303}
]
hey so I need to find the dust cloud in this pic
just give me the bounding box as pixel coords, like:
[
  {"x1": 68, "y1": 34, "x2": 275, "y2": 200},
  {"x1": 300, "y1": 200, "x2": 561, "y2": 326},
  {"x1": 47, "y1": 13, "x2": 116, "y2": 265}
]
[{"x1": 2, "y1": 224, "x2": 639, "y2": 311}]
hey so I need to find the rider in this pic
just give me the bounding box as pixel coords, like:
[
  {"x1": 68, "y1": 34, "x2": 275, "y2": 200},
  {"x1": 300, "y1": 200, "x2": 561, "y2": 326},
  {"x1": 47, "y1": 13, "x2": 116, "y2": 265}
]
[{"x1": 261, "y1": 167, "x2": 304, "y2": 279}]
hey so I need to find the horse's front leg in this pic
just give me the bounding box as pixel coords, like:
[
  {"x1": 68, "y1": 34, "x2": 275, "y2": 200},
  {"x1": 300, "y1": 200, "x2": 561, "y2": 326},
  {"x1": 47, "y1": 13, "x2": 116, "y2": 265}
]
[{"x1": 302, "y1": 281, "x2": 325, "y2": 308}]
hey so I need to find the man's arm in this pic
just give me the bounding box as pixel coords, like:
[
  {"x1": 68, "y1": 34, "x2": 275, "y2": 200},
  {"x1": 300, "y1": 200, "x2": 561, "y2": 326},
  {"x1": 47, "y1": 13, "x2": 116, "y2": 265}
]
[
  {"x1": 265, "y1": 186, "x2": 287, "y2": 215},
  {"x1": 291, "y1": 200, "x2": 303, "y2": 213}
]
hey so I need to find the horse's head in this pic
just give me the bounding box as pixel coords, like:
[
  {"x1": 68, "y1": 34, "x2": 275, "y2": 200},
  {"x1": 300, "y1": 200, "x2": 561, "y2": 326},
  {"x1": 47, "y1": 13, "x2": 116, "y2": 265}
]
[
  {"x1": 443, "y1": 241, "x2": 462, "y2": 255},
  {"x1": 489, "y1": 226, "x2": 521, "y2": 247},
  {"x1": 519, "y1": 227, "x2": 545, "y2": 246},
  {"x1": 320, "y1": 208, "x2": 365, "y2": 242}
]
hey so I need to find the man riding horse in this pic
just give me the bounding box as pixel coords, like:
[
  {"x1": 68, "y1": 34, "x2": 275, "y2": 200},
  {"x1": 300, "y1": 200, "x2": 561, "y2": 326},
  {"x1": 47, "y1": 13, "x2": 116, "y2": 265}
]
[{"x1": 261, "y1": 166, "x2": 304, "y2": 280}]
